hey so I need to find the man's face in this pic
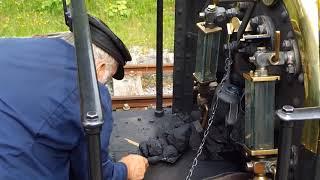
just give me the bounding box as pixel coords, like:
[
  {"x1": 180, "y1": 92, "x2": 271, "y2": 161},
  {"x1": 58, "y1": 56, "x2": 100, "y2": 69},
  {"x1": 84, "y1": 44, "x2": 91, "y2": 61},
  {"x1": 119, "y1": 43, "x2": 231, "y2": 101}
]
[{"x1": 92, "y1": 44, "x2": 119, "y2": 84}]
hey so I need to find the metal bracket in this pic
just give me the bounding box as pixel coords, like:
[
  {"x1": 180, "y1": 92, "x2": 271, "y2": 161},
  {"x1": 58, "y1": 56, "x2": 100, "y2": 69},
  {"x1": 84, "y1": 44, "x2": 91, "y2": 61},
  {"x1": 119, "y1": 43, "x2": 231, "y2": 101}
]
[{"x1": 275, "y1": 105, "x2": 320, "y2": 180}]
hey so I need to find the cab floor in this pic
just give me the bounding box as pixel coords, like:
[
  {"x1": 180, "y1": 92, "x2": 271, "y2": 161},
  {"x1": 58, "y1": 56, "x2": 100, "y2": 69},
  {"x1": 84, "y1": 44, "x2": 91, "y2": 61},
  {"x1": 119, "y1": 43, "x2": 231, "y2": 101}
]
[{"x1": 110, "y1": 109, "x2": 240, "y2": 180}]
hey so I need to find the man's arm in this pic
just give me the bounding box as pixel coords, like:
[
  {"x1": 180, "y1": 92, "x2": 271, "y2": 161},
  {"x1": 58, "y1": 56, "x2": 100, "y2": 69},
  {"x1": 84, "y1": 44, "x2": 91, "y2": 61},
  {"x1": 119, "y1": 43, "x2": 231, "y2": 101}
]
[{"x1": 70, "y1": 86, "x2": 127, "y2": 180}]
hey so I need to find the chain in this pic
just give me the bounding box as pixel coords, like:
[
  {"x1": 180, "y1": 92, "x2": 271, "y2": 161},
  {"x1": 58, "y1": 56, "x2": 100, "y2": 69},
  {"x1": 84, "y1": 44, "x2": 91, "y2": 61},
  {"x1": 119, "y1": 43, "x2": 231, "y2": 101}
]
[{"x1": 185, "y1": 44, "x2": 233, "y2": 180}]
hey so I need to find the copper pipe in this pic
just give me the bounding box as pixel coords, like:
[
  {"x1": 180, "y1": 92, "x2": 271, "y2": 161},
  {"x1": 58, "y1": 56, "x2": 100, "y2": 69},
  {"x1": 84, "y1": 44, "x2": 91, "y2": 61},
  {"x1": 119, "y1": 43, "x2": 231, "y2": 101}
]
[{"x1": 201, "y1": 104, "x2": 209, "y2": 128}]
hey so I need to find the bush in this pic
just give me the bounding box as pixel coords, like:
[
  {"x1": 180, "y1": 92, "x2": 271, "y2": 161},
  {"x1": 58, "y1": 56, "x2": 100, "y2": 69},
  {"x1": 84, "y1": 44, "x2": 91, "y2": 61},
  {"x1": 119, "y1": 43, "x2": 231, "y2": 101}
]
[
  {"x1": 36, "y1": 0, "x2": 62, "y2": 13},
  {"x1": 105, "y1": 0, "x2": 130, "y2": 18}
]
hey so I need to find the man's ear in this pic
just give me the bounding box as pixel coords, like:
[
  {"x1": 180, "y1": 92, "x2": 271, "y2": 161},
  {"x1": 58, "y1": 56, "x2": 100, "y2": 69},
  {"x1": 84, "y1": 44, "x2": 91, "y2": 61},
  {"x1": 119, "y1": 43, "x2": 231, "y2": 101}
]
[{"x1": 96, "y1": 61, "x2": 108, "y2": 83}]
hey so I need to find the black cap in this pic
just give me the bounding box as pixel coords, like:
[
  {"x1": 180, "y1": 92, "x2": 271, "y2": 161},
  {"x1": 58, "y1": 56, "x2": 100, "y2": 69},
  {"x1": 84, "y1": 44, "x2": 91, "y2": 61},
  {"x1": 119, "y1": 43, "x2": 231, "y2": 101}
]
[
  {"x1": 88, "y1": 15, "x2": 131, "y2": 80},
  {"x1": 68, "y1": 14, "x2": 131, "y2": 80}
]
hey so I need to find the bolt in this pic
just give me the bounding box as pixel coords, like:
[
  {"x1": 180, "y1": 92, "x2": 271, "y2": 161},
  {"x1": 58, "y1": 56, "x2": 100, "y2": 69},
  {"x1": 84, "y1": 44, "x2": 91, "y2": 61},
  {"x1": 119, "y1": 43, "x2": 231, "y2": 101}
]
[
  {"x1": 282, "y1": 40, "x2": 293, "y2": 50},
  {"x1": 86, "y1": 111, "x2": 98, "y2": 120},
  {"x1": 207, "y1": 4, "x2": 216, "y2": 11},
  {"x1": 199, "y1": 12, "x2": 205, "y2": 18},
  {"x1": 249, "y1": 56, "x2": 256, "y2": 63},
  {"x1": 282, "y1": 105, "x2": 294, "y2": 113}
]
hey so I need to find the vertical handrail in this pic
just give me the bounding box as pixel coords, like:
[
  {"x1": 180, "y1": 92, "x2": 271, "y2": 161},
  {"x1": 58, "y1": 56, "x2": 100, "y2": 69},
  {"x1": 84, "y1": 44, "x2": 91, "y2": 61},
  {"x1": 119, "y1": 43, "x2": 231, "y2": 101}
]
[
  {"x1": 70, "y1": 0, "x2": 104, "y2": 180},
  {"x1": 155, "y1": 0, "x2": 164, "y2": 117}
]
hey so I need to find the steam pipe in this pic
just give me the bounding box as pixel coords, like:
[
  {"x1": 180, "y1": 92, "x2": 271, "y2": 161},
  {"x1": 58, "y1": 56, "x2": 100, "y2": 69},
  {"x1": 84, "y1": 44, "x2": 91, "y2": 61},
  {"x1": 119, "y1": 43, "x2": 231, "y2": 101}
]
[
  {"x1": 155, "y1": 0, "x2": 164, "y2": 117},
  {"x1": 70, "y1": 0, "x2": 104, "y2": 180}
]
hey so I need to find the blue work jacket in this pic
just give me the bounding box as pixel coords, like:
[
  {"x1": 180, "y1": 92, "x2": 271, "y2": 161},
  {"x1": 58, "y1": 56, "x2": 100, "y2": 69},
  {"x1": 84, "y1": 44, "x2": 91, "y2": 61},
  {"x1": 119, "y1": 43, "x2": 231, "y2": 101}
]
[{"x1": 0, "y1": 38, "x2": 127, "y2": 180}]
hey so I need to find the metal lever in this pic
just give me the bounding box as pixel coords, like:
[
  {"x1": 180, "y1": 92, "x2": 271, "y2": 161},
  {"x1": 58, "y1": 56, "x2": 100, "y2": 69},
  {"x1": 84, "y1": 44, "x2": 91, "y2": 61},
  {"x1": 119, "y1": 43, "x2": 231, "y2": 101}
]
[{"x1": 270, "y1": 31, "x2": 281, "y2": 65}]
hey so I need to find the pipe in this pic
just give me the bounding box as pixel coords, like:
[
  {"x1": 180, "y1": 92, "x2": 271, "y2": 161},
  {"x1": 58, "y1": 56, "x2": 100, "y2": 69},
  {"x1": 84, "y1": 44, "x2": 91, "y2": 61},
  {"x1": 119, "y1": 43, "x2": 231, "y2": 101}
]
[
  {"x1": 276, "y1": 120, "x2": 294, "y2": 180},
  {"x1": 155, "y1": 0, "x2": 164, "y2": 117},
  {"x1": 201, "y1": 104, "x2": 209, "y2": 128},
  {"x1": 70, "y1": 0, "x2": 104, "y2": 180}
]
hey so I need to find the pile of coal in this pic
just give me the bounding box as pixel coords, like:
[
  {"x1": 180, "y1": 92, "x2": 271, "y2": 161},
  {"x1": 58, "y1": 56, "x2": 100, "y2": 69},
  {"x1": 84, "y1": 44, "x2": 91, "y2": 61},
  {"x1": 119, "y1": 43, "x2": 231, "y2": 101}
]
[{"x1": 139, "y1": 123, "x2": 191, "y2": 164}]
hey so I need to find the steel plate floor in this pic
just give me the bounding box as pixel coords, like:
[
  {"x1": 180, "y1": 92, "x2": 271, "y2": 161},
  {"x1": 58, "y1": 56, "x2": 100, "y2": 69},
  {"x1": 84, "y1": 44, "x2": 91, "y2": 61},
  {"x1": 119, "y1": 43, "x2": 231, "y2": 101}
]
[{"x1": 110, "y1": 109, "x2": 241, "y2": 180}]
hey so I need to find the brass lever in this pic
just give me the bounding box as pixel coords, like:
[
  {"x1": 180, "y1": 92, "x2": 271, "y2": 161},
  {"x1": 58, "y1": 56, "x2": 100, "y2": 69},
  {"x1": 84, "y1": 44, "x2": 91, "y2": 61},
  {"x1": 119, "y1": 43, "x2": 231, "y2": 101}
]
[{"x1": 270, "y1": 31, "x2": 281, "y2": 65}]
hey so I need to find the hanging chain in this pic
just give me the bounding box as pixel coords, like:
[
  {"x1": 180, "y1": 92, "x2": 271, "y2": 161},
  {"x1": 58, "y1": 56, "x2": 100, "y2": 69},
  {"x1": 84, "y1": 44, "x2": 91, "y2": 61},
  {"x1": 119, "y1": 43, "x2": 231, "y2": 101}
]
[{"x1": 185, "y1": 44, "x2": 233, "y2": 180}]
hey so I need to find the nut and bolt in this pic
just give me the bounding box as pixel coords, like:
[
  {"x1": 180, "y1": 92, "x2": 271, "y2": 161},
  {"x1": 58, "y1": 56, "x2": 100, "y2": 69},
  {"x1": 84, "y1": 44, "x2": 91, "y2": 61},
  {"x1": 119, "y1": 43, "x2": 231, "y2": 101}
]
[
  {"x1": 282, "y1": 105, "x2": 294, "y2": 113},
  {"x1": 207, "y1": 4, "x2": 216, "y2": 11},
  {"x1": 86, "y1": 111, "x2": 98, "y2": 120}
]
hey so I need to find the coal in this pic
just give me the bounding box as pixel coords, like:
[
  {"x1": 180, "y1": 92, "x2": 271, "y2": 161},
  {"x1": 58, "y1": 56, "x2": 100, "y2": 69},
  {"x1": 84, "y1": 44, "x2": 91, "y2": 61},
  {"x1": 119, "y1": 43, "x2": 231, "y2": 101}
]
[
  {"x1": 189, "y1": 124, "x2": 202, "y2": 150},
  {"x1": 146, "y1": 138, "x2": 163, "y2": 156},
  {"x1": 167, "y1": 124, "x2": 191, "y2": 152},
  {"x1": 139, "y1": 141, "x2": 149, "y2": 157},
  {"x1": 173, "y1": 120, "x2": 185, "y2": 128},
  {"x1": 158, "y1": 137, "x2": 168, "y2": 147},
  {"x1": 190, "y1": 110, "x2": 201, "y2": 121},
  {"x1": 163, "y1": 145, "x2": 178, "y2": 158},
  {"x1": 147, "y1": 156, "x2": 162, "y2": 165}
]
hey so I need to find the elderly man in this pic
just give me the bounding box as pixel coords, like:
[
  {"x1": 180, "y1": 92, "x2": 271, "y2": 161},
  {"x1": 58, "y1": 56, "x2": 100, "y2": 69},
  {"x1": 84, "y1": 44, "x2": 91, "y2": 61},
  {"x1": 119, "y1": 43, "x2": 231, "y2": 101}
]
[{"x1": 0, "y1": 16, "x2": 148, "y2": 180}]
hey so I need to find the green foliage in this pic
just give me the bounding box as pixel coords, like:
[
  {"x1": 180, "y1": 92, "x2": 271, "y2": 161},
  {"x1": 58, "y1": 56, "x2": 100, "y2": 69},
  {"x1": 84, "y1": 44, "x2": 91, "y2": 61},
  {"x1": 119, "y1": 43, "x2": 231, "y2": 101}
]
[
  {"x1": 0, "y1": 0, "x2": 175, "y2": 49},
  {"x1": 39, "y1": 0, "x2": 62, "y2": 12},
  {"x1": 105, "y1": 1, "x2": 130, "y2": 18}
]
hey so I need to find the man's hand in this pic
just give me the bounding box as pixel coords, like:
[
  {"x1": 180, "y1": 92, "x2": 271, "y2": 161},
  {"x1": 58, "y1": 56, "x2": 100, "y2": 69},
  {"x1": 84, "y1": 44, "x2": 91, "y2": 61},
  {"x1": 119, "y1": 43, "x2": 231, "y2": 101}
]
[{"x1": 119, "y1": 154, "x2": 149, "y2": 180}]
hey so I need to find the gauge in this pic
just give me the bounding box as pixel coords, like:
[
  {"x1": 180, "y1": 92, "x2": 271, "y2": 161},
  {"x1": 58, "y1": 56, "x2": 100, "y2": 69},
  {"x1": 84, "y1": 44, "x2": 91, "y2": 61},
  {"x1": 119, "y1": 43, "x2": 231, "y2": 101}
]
[{"x1": 262, "y1": 0, "x2": 278, "y2": 6}]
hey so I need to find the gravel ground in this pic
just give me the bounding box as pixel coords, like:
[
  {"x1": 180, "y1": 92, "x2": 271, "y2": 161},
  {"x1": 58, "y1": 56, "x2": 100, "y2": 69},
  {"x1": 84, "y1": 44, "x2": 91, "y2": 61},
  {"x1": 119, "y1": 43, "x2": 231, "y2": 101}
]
[
  {"x1": 128, "y1": 46, "x2": 174, "y2": 65},
  {"x1": 108, "y1": 47, "x2": 174, "y2": 96}
]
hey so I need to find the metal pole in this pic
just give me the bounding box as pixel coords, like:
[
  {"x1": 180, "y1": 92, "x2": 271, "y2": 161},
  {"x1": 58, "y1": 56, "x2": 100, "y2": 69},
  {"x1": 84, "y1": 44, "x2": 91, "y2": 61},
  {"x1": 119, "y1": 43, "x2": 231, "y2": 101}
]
[
  {"x1": 70, "y1": 0, "x2": 104, "y2": 180},
  {"x1": 314, "y1": 155, "x2": 320, "y2": 180},
  {"x1": 155, "y1": 0, "x2": 164, "y2": 117},
  {"x1": 276, "y1": 120, "x2": 294, "y2": 180},
  {"x1": 275, "y1": 106, "x2": 320, "y2": 180}
]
